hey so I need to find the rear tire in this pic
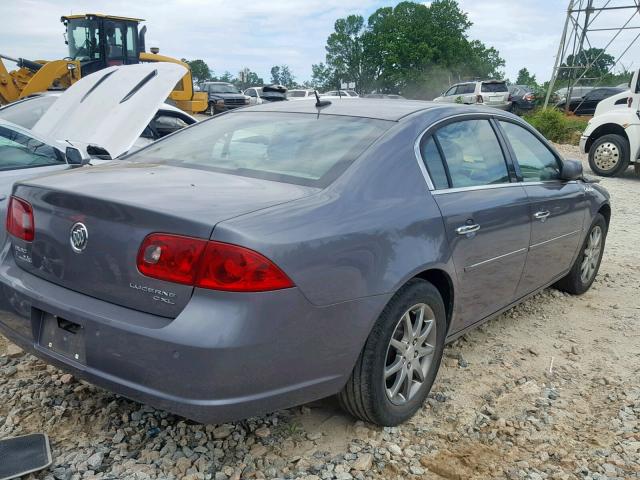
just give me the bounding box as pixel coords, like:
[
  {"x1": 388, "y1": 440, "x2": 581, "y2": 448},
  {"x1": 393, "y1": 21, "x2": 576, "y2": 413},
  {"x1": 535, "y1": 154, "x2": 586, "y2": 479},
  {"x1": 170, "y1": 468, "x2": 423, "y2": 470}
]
[
  {"x1": 588, "y1": 134, "x2": 630, "y2": 177},
  {"x1": 554, "y1": 213, "x2": 607, "y2": 295},
  {"x1": 338, "y1": 279, "x2": 446, "y2": 426},
  {"x1": 207, "y1": 102, "x2": 216, "y2": 116}
]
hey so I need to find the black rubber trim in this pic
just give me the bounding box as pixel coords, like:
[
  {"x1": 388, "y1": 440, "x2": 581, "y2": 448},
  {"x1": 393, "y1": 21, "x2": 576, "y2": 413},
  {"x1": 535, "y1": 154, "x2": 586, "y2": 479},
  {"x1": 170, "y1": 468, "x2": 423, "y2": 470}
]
[
  {"x1": 120, "y1": 69, "x2": 158, "y2": 104},
  {"x1": 80, "y1": 70, "x2": 116, "y2": 103}
]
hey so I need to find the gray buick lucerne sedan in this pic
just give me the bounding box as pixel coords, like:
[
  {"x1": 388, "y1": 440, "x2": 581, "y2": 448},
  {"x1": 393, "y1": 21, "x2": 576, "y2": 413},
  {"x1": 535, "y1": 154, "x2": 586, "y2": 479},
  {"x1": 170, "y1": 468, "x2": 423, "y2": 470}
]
[{"x1": 0, "y1": 99, "x2": 610, "y2": 426}]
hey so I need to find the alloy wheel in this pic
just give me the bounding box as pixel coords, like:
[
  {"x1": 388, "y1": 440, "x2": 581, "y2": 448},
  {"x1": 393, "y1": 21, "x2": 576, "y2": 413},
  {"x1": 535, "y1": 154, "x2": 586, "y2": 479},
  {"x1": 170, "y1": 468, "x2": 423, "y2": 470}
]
[
  {"x1": 580, "y1": 225, "x2": 603, "y2": 283},
  {"x1": 384, "y1": 303, "x2": 437, "y2": 405}
]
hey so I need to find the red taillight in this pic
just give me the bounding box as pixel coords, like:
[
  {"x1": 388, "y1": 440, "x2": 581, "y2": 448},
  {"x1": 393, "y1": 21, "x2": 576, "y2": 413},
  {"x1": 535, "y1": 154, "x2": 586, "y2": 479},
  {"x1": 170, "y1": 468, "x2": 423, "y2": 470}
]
[
  {"x1": 137, "y1": 233, "x2": 294, "y2": 292},
  {"x1": 6, "y1": 196, "x2": 34, "y2": 242},
  {"x1": 476, "y1": 94, "x2": 483, "y2": 104}
]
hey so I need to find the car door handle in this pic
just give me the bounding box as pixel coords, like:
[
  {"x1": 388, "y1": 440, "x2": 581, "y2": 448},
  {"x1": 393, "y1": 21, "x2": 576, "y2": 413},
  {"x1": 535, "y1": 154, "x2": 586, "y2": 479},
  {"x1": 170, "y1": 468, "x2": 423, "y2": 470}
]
[
  {"x1": 456, "y1": 224, "x2": 480, "y2": 235},
  {"x1": 534, "y1": 210, "x2": 550, "y2": 221}
]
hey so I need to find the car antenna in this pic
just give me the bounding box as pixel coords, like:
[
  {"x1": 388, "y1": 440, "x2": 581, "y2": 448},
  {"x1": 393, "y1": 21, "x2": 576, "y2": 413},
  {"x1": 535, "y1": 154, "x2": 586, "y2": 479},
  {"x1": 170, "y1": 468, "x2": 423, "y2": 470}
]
[{"x1": 314, "y1": 90, "x2": 331, "y2": 108}]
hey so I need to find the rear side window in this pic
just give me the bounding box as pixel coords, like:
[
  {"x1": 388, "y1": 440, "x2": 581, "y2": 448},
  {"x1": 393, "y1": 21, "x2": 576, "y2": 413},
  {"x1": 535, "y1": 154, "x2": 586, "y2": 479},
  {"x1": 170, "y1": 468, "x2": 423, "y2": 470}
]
[
  {"x1": 133, "y1": 112, "x2": 391, "y2": 187},
  {"x1": 499, "y1": 121, "x2": 560, "y2": 181},
  {"x1": 435, "y1": 120, "x2": 509, "y2": 188},
  {"x1": 420, "y1": 136, "x2": 449, "y2": 189},
  {"x1": 481, "y1": 82, "x2": 508, "y2": 93}
]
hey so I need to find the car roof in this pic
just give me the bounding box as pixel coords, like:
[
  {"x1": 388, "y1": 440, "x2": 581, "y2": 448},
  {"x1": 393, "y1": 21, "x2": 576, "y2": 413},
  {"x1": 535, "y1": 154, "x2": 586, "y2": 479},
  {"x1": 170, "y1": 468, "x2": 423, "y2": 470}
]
[{"x1": 239, "y1": 98, "x2": 482, "y2": 121}]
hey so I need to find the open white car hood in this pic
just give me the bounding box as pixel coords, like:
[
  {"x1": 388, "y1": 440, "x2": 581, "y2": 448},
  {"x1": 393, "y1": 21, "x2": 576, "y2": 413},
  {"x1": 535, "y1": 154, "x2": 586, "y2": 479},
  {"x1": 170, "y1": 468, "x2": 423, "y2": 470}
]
[{"x1": 32, "y1": 63, "x2": 187, "y2": 159}]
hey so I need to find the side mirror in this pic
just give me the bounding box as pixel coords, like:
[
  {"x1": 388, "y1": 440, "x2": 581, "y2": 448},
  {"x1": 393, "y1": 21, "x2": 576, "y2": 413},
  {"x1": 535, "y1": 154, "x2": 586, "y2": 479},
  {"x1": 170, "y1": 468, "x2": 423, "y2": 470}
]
[
  {"x1": 560, "y1": 158, "x2": 583, "y2": 181},
  {"x1": 65, "y1": 146, "x2": 89, "y2": 166}
]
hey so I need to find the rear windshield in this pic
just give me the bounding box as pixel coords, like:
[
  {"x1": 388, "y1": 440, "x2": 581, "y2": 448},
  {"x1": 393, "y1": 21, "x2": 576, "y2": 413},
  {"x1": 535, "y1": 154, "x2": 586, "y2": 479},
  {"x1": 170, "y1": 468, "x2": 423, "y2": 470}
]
[
  {"x1": 0, "y1": 95, "x2": 57, "y2": 129},
  {"x1": 481, "y1": 82, "x2": 508, "y2": 93},
  {"x1": 131, "y1": 112, "x2": 391, "y2": 187}
]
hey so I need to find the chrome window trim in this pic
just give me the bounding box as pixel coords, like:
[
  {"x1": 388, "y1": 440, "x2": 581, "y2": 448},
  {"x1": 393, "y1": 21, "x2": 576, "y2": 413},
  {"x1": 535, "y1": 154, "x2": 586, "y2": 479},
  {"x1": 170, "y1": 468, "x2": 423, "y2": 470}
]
[
  {"x1": 414, "y1": 112, "x2": 524, "y2": 193},
  {"x1": 432, "y1": 182, "x2": 518, "y2": 195}
]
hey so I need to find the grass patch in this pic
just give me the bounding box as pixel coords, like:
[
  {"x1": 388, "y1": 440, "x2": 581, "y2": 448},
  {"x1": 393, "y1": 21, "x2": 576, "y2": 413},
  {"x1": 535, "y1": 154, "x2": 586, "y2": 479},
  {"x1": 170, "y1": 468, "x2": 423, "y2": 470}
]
[{"x1": 522, "y1": 108, "x2": 588, "y2": 145}]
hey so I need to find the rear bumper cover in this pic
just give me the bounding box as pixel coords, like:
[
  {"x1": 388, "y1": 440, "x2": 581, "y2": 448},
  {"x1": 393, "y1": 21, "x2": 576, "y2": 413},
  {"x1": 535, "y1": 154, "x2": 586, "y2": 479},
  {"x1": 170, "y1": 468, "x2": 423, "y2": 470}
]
[{"x1": 0, "y1": 249, "x2": 388, "y2": 423}]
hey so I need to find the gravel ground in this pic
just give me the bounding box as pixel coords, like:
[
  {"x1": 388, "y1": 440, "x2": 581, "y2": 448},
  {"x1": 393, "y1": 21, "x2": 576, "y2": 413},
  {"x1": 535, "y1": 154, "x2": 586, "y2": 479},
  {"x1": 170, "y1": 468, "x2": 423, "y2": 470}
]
[{"x1": 1, "y1": 143, "x2": 639, "y2": 480}]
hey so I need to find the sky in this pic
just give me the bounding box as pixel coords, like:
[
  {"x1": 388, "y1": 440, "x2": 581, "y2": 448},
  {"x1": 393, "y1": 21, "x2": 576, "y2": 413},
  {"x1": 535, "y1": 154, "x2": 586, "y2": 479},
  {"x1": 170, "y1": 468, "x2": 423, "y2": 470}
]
[{"x1": 1, "y1": 0, "x2": 639, "y2": 85}]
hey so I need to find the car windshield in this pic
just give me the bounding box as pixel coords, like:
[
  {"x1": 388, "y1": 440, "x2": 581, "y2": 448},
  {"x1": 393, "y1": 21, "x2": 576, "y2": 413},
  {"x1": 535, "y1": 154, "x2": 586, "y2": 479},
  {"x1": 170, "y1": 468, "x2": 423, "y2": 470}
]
[
  {"x1": 207, "y1": 84, "x2": 240, "y2": 94},
  {"x1": 131, "y1": 112, "x2": 391, "y2": 187},
  {"x1": 0, "y1": 95, "x2": 58, "y2": 129},
  {"x1": 481, "y1": 82, "x2": 508, "y2": 93}
]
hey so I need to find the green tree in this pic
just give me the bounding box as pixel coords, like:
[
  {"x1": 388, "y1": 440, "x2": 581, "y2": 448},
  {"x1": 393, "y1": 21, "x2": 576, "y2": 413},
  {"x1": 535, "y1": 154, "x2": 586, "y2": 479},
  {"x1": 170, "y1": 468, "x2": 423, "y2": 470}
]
[
  {"x1": 270, "y1": 66, "x2": 281, "y2": 85},
  {"x1": 236, "y1": 69, "x2": 263, "y2": 89},
  {"x1": 318, "y1": 1, "x2": 505, "y2": 98},
  {"x1": 218, "y1": 71, "x2": 235, "y2": 83},
  {"x1": 270, "y1": 65, "x2": 296, "y2": 87},
  {"x1": 181, "y1": 58, "x2": 211, "y2": 84},
  {"x1": 311, "y1": 63, "x2": 336, "y2": 91},
  {"x1": 516, "y1": 67, "x2": 537, "y2": 87}
]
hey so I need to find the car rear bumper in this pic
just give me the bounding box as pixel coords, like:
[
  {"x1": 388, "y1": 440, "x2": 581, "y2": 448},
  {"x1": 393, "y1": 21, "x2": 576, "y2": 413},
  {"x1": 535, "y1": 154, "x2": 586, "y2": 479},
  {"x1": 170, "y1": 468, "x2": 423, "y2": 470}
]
[{"x1": 0, "y1": 248, "x2": 388, "y2": 423}]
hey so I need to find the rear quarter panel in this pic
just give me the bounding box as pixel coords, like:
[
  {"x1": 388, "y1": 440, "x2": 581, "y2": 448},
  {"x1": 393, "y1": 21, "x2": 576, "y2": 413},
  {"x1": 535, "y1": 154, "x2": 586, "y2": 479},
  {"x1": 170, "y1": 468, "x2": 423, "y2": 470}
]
[{"x1": 212, "y1": 116, "x2": 455, "y2": 308}]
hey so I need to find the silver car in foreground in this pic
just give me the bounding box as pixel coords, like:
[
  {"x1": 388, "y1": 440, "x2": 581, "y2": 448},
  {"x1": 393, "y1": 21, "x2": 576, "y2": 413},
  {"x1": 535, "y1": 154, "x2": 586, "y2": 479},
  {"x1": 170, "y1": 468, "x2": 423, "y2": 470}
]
[{"x1": 0, "y1": 99, "x2": 609, "y2": 426}]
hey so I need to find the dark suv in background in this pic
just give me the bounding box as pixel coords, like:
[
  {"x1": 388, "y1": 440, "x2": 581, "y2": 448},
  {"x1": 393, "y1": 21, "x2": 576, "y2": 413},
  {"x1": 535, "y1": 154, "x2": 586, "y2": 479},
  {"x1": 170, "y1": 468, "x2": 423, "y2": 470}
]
[{"x1": 200, "y1": 82, "x2": 250, "y2": 115}]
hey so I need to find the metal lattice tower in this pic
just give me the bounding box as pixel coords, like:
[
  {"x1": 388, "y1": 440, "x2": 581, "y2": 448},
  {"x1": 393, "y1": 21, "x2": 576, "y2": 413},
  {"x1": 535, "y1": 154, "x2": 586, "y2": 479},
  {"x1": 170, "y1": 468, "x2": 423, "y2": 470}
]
[{"x1": 544, "y1": 0, "x2": 640, "y2": 108}]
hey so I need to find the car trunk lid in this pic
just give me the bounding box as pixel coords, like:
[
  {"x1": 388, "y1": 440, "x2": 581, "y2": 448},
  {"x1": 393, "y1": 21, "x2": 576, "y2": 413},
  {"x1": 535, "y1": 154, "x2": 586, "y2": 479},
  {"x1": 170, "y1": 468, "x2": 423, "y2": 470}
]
[{"x1": 11, "y1": 163, "x2": 317, "y2": 318}]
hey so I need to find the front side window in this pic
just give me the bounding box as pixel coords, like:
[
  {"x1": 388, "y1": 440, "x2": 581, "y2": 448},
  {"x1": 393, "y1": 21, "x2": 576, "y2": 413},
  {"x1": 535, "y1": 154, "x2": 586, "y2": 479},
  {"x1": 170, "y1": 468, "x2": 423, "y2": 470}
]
[
  {"x1": 499, "y1": 121, "x2": 560, "y2": 182},
  {"x1": 444, "y1": 86, "x2": 457, "y2": 96},
  {"x1": 435, "y1": 120, "x2": 509, "y2": 188},
  {"x1": 132, "y1": 112, "x2": 391, "y2": 187},
  {"x1": 105, "y1": 21, "x2": 125, "y2": 60},
  {"x1": 67, "y1": 19, "x2": 101, "y2": 60},
  {"x1": 0, "y1": 126, "x2": 64, "y2": 171},
  {"x1": 126, "y1": 24, "x2": 137, "y2": 58}
]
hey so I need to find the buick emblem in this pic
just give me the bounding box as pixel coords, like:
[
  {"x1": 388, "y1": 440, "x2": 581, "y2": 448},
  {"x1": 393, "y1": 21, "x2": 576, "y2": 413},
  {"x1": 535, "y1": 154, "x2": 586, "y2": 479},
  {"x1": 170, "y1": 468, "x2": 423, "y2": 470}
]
[{"x1": 70, "y1": 222, "x2": 88, "y2": 253}]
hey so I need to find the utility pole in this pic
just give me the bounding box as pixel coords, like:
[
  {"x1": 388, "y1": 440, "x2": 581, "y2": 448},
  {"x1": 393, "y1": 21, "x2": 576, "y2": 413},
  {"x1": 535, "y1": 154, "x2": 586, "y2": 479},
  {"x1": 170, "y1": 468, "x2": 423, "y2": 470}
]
[{"x1": 544, "y1": 1, "x2": 640, "y2": 109}]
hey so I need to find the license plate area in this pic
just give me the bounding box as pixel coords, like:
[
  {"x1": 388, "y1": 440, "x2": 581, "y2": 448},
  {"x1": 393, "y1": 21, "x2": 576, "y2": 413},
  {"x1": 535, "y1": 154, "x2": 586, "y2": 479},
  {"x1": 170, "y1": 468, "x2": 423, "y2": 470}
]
[{"x1": 38, "y1": 312, "x2": 86, "y2": 364}]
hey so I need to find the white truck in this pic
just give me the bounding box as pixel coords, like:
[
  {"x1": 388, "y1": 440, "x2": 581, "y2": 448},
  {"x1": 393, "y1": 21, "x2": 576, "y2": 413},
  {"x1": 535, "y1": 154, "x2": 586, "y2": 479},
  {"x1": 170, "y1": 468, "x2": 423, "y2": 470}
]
[{"x1": 580, "y1": 69, "x2": 640, "y2": 177}]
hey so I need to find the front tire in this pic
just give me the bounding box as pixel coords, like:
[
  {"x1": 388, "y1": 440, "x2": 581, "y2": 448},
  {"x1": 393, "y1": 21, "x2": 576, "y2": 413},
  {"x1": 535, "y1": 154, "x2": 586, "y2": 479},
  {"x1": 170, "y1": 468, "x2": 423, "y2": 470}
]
[
  {"x1": 207, "y1": 102, "x2": 216, "y2": 116},
  {"x1": 338, "y1": 279, "x2": 446, "y2": 426},
  {"x1": 588, "y1": 134, "x2": 630, "y2": 177},
  {"x1": 554, "y1": 213, "x2": 607, "y2": 295}
]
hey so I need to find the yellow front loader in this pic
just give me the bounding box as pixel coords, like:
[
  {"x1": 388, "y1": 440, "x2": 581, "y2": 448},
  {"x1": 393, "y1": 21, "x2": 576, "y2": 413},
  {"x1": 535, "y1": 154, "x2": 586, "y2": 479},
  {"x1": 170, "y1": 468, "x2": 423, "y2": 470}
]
[
  {"x1": 0, "y1": 55, "x2": 80, "y2": 105},
  {"x1": 0, "y1": 14, "x2": 208, "y2": 114}
]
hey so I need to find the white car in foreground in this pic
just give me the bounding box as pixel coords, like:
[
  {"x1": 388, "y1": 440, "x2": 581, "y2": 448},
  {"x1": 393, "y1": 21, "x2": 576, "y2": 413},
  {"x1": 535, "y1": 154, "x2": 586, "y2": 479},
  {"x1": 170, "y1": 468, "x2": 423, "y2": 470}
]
[{"x1": 580, "y1": 68, "x2": 640, "y2": 177}]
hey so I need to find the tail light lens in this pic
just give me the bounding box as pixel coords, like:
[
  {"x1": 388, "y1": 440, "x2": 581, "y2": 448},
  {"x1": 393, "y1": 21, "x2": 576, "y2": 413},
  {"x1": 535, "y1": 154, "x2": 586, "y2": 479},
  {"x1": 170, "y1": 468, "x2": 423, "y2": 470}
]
[
  {"x1": 6, "y1": 196, "x2": 35, "y2": 241},
  {"x1": 524, "y1": 93, "x2": 535, "y2": 102},
  {"x1": 476, "y1": 95, "x2": 483, "y2": 104},
  {"x1": 137, "y1": 233, "x2": 294, "y2": 292}
]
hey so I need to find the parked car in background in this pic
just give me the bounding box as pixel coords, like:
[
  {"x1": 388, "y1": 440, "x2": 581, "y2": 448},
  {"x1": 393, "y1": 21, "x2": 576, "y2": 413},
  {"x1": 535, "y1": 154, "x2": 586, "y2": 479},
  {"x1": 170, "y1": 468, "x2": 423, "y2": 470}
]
[
  {"x1": 0, "y1": 99, "x2": 610, "y2": 427},
  {"x1": 508, "y1": 85, "x2": 536, "y2": 115},
  {"x1": 200, "y1": 82, "x2": 250, "y2": 115},
  {"x1": 0, "y1": 93, "x2": 196, "y2": 150},
  {"x1": 245, "y1": 85, "x2": 288, "y2": 105},
  {"x1": 0, "y1": 63, "x2": 187, "y2": 247},
  {"x1": 323, "y1": 90, "x2": 359, "y2": 98},
  {"x1": 555, "y1": 86, "x2": 594, "y2": 103},
  {"x1": 556, "y1": 87, "x2": 625, "y2": 116},
  {"x1": 287, "y1": 89, "x2": 316, "y2": 100},
  {"x1": 433, "y1": 80, "x2": 511, "y2": 110},
  {"x1": 364, "y1": 94, "x2": 406, "y2": 99}
]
